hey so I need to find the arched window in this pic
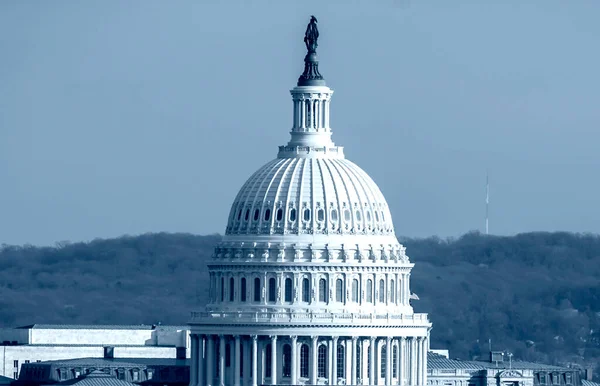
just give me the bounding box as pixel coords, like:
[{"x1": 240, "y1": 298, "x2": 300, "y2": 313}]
[
  {"x1": 303, "y1": 208, "x2": 311, "y2": 222},
  {"x1": 282, "y1": 344, "x2": 292, "y2": 377},
  {"x1": 317, "y1": 208, "x2": 325, "y2": 222},
  {"x1": 237, "y1": 209, "x2": 242, "y2": 221},
  {"x1": 318, "y1": 345, "x2": 327, "y2": 378},
  {"x1": 300, "y1": 344, "x2": 309, "y2": 378},
  {"x1": 393, "y1": 345, "x2": 398, "y2": 377},
  {"x1": 390, "y1": 279, "x2": 395, "y2": 303},
  {"x1": 276, "y1": 208, "x2": 283, "y2": 221},
  {"x1": 244, "y1": 209, "x2": 250, "y2": 221},
  {"x1": 284, "y1": 278, "x2": 293, "y2": 302},
  {"x1": 289, "y1": 208, "x2": 297, "y2": 222},
  {"x1": 356, "y1": 210, "x2": 362, "y2": 221},
  {"x1": 241, "y1": 278, "x2": 247, "y2": 302},
  {"x1": 302, "y1": 278, "x2": 310, "y2": 303},
  {"x1": 331, "y1": 209, "x2": 338, "y2": 222},
  {"x1": 268, "y1": 278, "x2": 276, "y2": 302},
  {"x1": 379, "y1": 279, "x2": 385, "y2": 303},
  {"x1": 335, "y1": 278, "x2": 343, "y2": 302},
  {"x1": 264, "y1": 209, "x2": 271, "y2": 221},
  {"x1": 253, "y1": 209, "x2": 260, "y2": 221},
  {"x1": 229, "y1": 277, "x2": 235, "y2": 302},
  {"x1": 352, "y1": 279, "x2": 359, "y2": 302},
  {"x1": 367, "y1": 279, "x2": 373, "y2": 303},
  {"x1": 265, "y1": 344, "x2": 272, "y2": 378},
  {"x1": 381, "y1": 345, "x2": 387, "y2": 378},
  {"x1": 337, "y1": 344, "x2": 345, "y2": 378},
  {"x1": 220, "y1": 277, "x2": 225, "y2": 302},
  {"x1": 318, "y1": 278, "x2": 327, "y2": 302},
  {"x1": 253, "y1": 278, "x2": 261, "y2": 302},
  {"x1": 375, "y1": 211, "x2": 380, "y2": 222},
  {"x1": 344, "y1": 209, "x2": 351, "y2": 221}
]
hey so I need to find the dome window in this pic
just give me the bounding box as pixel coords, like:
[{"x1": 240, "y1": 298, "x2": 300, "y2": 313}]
[
  {"x1": 244, "y1": 209, "x2": 250, "y2": 221},
  {"x1": 356, "y1": 210, "x2": 362, "y2": 221},
  {"x1": 289, "y1": 208, "x2": 297, "y2": 222},
  {"x1": 253, "y1": 209, "x2": 260, "y2": 221},
  {"x1": 366, "y1": 211, "x2": 372, "y2": 222},
  {"x1": 317, "y1": 208, "x2": 325, "y2": 222},
  {"x1": 276, "y1": 208, "x2": 283, "y2": 221},
  {"x1": 264, "y1": 209, "x2": 271, "y2": 221},
  {"x1": 237, "y1": 209, "x2": 242, "y2": 221},
  {"x1": 381, "y1": 211, "x2": 386, "y2": 221},
  {"x1": 374, "y1": 211, "x2": 380, "y2": 222},
  {"x1": 303, "y1": 208, "x2": 311, "y2": 222},
  {"x1": 343, "y1": 209, "x2": 351, "y2": 222},
  {"x1": 330, "y1": 209, "x2": 338, "y2": 222}
]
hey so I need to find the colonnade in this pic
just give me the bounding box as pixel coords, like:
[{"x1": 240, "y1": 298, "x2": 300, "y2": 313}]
[
  {"x1": 189, "y1": 333, "x2": 428, "y2": 386},
  {"x1": 292, "y1": 96, "x2": 331, "y2": 131}
]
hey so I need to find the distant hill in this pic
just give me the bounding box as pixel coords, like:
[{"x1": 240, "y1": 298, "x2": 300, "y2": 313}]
[{"x1": 1, "y1": 231, "x2": 599, "y2": 377}]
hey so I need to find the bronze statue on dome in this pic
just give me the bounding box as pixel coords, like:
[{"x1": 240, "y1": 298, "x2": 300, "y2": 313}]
[{"x1": 304, "y1": 16, "x2": 319, "y2": 53}]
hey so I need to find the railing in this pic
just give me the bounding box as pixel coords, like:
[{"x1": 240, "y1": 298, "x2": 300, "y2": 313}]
[{"x1": 189, "y1": 311, "x2": 430, "y2": 326}]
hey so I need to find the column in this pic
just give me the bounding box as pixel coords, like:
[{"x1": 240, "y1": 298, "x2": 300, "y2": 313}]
[
  {"x1": 290, "y1": 336, "x2": 298, "y2": 385},
  {"x1": 251, "y1": 336, "x2": 258, "y2": 386},
  {"x1": 234, "y1": 336, "x2": 241, "y2": 386},
  {"x1": 206, "y1": 336, "x2": 214, "y2": 386},
  {"x1": 270, "y1": 336, "x2": 277, "y2": 385},
  {"x1": 219, "y1": 336, "x2": 225, "y2": 386},
  {"x1": 198, "y1": 335, "x2": 205, "y2": 386},
  {"x1": 386, "y1": 337, "x2": 392, "y2": 385},
  {"x1": 190, "y1": 335, "x2": 198, "y2": 386},
  {"x1": 408, "y1": 338, "x2": 414, "y2": 386},
  {"x1": 398, "y1": 338, "x2": 404, "y2": 386},
  {"x1": 311, "y1": 336, "x2": 318, "y2": 385},
  {"x1": 421, "y1": 337, "x2": 428, "y2": 386},
  {"x1": 325, "y1": 99, "x2": 330, "y2": 128},
  {"x1": 411, "y1": 338, "x2": 417, "y2": 386},
  {"x1": 351, "y1": 337, "x2": 358, "y2": 386},
  {"x1": 332, "y1": 336, "x2": 339, "y2": 385},
  {"x1": 300, "y1": 99, "x2": 305, "y2": 129},
  {"x1": 345, "y1": 339, "x2": 352, "y2": 384},
  {"x1": 369, "y1": 337, "x2": 376, "y2": 386},
  {"x1": 328, "y1": 337, "x2": 335, "y2": 385}
]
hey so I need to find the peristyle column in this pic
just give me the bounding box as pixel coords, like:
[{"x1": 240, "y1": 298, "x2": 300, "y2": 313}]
[
  {"x1": 218, "y1": 335, "x2": 225, "y2": 386},
  {"x1": 311, "y1": 336, "x2": 318, "y2": 385},
  {"x1": 290, "y1": 336, "x2": 298, "y2": 385},
  {"x1": 270, "y1": 335, "x2": 277, "y2": 385},
  {"x1": 251, "y1": 335, "x2": 258, "y2": 386},
  {"x1": 234, "y1": 336, "x2": 241, "y2": 386}
]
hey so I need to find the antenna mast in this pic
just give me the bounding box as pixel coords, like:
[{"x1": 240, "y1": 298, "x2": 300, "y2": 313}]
[{"x1": 485, "y1": 172, "x2": 489, "y2": 235}]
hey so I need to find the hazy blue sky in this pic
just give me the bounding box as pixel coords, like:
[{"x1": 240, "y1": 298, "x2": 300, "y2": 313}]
[{"x1": 1, "y1": 1, "x2": 599, "y2": 246}]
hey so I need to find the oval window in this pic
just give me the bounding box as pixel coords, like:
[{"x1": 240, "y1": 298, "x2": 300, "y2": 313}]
[
  {"x1": 303, "y1": 208, "x2": 311, "y2": 222},
  {"x1": 264, "y1": 209, "x2": 271, "y2": 221},
  {"x1": 237, "y1": 209, "x2": 242, "y2": 221},
  {"x1": 289, "y1": 208, "x2": 297, "y2": 222},
  {"x1": 317, "y1": 208, "x2": 325, "y2": 222},
  {"x1": 356, "y1": 210, "x2": 362, "y2": 221},
  {"x1": 374, "y1": 211, "x2": 380, "y2": 222},
  {"x1": 244, "y1": 209, "x2": 250, "y2": 221},
  {"x1": 381, "y1": 211, "x2": 386, "y2": 221},
  {"x1": 344, "y1": 209, "x2": 351, "y2": 222},
  {"x1": 331, "y1": 209, "x2": 338, "y2": 222},
  {"x1": 366, "y1": 211, "x2": 372, "y2": 222},
  {"x1": 253, "y1": 209, "x2": 260, "y2": 221},
  {"x1": 276, "y1": 208, "x2": 283, "y2": 221}
]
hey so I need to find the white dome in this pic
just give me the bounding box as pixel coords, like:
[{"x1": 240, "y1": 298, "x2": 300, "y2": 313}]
[{"x1": 225, "y1": 157, "x2": 395, "y2": 237}]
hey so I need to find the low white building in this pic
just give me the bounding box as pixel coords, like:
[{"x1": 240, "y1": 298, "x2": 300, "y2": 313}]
[{"x1": 0, "y1": 324, "x2": 190, "y2": 380}]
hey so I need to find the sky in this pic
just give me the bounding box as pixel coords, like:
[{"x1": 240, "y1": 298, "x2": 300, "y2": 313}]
[{"x1": 1, "y1": 0, "x2": 599, "y2": 246}]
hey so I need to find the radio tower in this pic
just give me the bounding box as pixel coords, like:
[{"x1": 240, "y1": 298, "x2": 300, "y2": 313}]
[{"x1": 485, "y1": 172, "x2": 489, "y2": 235}]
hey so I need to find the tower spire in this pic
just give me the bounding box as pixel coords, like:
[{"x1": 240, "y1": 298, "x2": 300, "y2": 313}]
[{"x1": 298, "y1": 16, "x2": 326, "y2": 86}]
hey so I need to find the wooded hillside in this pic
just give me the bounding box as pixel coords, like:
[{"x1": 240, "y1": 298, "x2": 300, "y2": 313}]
[{"x1": 1, "y1": 232, "x2": 599, "y2": 376}]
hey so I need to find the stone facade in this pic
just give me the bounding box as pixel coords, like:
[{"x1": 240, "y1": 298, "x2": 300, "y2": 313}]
[{"x1": 0, "y1": 325, "x2": 189, "y2": 380}]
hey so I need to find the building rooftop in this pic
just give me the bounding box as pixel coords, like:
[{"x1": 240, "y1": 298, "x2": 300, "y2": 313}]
[
  {"x1": 35, "y1": 358, "x2": 190, "y2": 367},
  {"x1": 16, "y1": 324, "x2": 188, "y2": 330},
  {"x1": 428, "y1": 352, "x2": 571, "y2": 372},
  {"x1": 582, "y1": 381, "x2": 600, "y2": 386},
  {"x1": 57, "y1": 371, "x2": 137, "y2": 386},
  {"x1": 0, "y1": 375, "x2": 13, "y2": 385}
]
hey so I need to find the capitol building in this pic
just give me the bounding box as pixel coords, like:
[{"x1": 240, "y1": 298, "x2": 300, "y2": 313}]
[{"x1": 187, "y1": 17, "x2": 432, "y2": 386}]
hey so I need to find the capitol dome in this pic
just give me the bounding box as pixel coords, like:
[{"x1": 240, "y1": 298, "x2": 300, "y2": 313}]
[
  {"x1": 189, "y1": 17, "x2": 431, "y2": 386},
  {"x1": 225, "y1": 157, "x2": 395, "y2": 237}
]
